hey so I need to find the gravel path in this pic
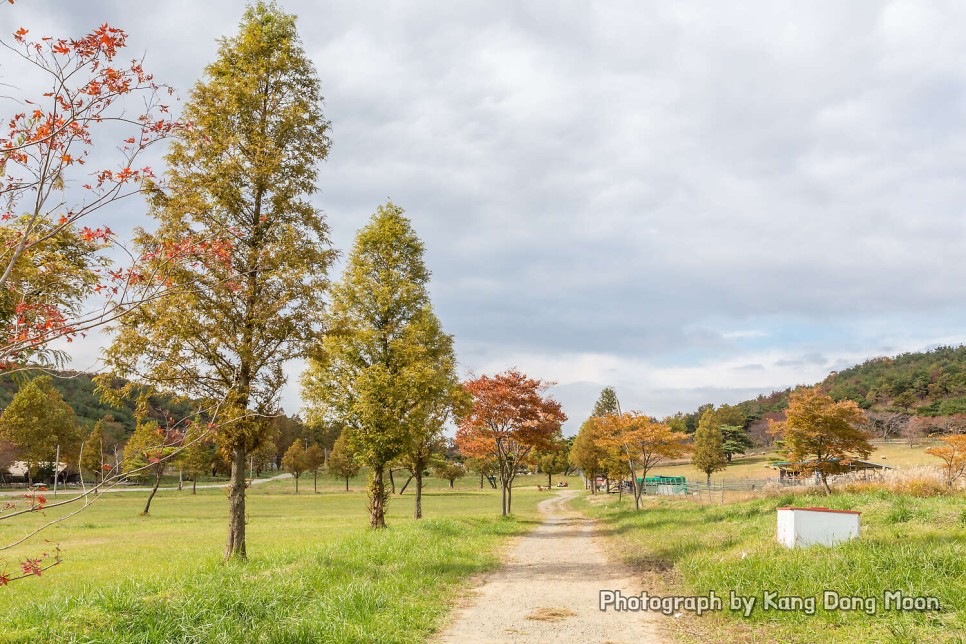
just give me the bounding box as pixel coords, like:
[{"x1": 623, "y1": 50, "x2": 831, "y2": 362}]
[
  {"x1": 0, "y1": 472, "x2": 292, "y2": 497},
  {"x1": 437, "y1": 490, "x2": 665, "y2": 643}
]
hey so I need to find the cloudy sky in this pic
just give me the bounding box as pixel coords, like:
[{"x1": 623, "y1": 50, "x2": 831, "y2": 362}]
[{"x1": 4, "y1": 1, "x2": 965, "y2": 431}]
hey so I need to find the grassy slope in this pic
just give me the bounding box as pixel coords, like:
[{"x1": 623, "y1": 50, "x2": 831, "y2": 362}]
[
  {"x1": 0, "y1": 474, "x2": 571, "y2": 643},
  {"x1": 645, "y1": 442, "x2": 939, "y2": 482},
  {"x1": 579, "y1": 489, "x2": 966, "y2": 643}
]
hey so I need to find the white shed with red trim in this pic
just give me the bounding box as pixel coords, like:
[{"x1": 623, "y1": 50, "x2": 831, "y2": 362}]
[{"x1": 776, "y1": 506, "x2": 860, "y2": 548}]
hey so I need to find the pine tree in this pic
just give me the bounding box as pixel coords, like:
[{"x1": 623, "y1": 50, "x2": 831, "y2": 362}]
[
  {"x1": 691, "y1": 410, "x2": 727, "y2": 485},
  {"x1": 591, "y1": 387, "x2": 621, "y2": 417},
  {"x1": 302, "y1": 202, "x2": 459, "y2": 527},
  {"x1": 101, "y1": 2, "x2": 333, "y2": 559}
]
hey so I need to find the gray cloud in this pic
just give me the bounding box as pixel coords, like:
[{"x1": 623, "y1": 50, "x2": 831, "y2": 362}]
[{"x1": 8, "y1": 1, "x2": 966, "y2": 426}]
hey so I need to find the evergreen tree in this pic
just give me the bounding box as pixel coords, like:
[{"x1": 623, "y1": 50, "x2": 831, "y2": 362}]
[
  {"x1": 302, "y1": 203, "x2": 458, "y2": 527},
  {"x1": 720, "y1": 424, "x2": 754, "y2": 462},
  {"x1": 591, "y1": 386, "x2": 621, "y2": 417},
  {"x1": 102, "y1": 2, "x2": 333, "y2": 559}
]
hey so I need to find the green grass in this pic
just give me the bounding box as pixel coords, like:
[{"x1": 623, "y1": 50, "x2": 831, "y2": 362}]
[
  {"x1": 648, "y1": 442, "x2": 941, "y2": 482},
  {"x1": 579, "y1": 488, "x2": 966, "y2": 643},
  {"x1": 0, "y1": 474, "x2": 566, "y2": 643}
]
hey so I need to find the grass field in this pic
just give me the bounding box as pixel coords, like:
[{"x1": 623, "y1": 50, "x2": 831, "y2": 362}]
[
  {"x1": 646, "y1": 442, "x2": 941, "y2": 482},
  {"x1": 579, "y1": 487, "x2": 966, "y2": 643},
  {"x1": 0, "y1": 473, "x2": 573, "y2": 643}
]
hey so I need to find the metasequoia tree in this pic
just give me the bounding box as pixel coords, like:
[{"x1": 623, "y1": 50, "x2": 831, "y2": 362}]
[
  {"x1": 592, "y1": 386, "x2": 621, "y2": 417},
  {"x1": 102, "y1": 3, "x2": 333, "y2": 559},
  {"x1": 769, "y1": 387, "x2": 872, "y2": 494},
  {"x1": 302, "y1": 203, "x2": 458, "y2": 527},
  {"x1": 595, "y1": 412, "x2": 689, "y2": 510},
  {"x1": 281, "y1": 441, "x2": 307, "y2": 494},
  {"x1": 0, "y1": 376, "x2": 83, "y2": 484},
  {"x1": 455, "y1": 369, "x2": 566, "y2": 516},
  {"x1": 327, "y1": 433, "x2": 359, "y2": 491},
  {"x1": 926, "y1": 435, "x2": 966, "y2": 489},
  {"x1": 691, "y1": 410, "x2": 727, "y2": 485}
]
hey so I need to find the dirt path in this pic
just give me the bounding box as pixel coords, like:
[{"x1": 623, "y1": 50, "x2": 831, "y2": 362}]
[
  {"x1": 0, "y1": 472, "x2": 292, "y2": 497},
  {"x1": 437, "y1": 490, "x2": 665, "y2": 643}
]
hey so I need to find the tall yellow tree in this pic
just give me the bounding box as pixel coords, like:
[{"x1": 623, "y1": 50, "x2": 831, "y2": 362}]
[
  {"x1": 301, "y1": 203, "x2": 459, "y2": 528},
  {"x1": 101, "y1": 3, "x2": 334, "y2": 559},
  {"x1": 769, "y1": 387, "x2": 872, "y2": 494},
  {"x1": 691, "y1": 410, "x2": 727, "y2": 485}
]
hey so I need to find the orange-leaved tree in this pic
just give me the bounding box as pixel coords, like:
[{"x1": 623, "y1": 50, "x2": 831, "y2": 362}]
[
  {"x1": 455, "y1": 369, "x2": 566, "y2": 516},
  {"x1": 769, "y1": 387, "x2": 872, "y2": 494},
  {"x1": 595, "y1": 412, "x2": 689, "y2": 510},
  {"x1": 0, "y1": 14, "x2": 211, "y2": 586},
  {"x1": 926, "y1": 434, "x2": 966, "y2": 489},
  {"x1": 0, "y1": 21, "x2": 185, "y2": 371}
]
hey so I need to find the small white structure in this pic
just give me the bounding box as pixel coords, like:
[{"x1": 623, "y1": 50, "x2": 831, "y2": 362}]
[{"x1": 776, "y1": 506, "x2": 860, "y2": 548}]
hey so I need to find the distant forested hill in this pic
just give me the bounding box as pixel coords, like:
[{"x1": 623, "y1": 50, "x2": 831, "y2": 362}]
[
  {"x1": 823, "y1": 345, "x2": 966, "y2": 416},
  {"x1": 0, "y1": 370, "x2": 195, "y2": 434},
  {"x1": 675, "y1": 345, "x2": 966, "y2": 445}
]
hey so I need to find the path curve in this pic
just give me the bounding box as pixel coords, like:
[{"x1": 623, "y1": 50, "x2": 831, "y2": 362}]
[{"x1": 437, "y1": 490, "x2": 664, "y2": 643}]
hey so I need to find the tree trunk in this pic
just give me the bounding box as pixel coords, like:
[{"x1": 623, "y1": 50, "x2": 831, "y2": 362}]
[
  {"x1": 294, "y1": 474, "x2": 299, "y2": 494},
  {"x1": 449, "y1": 478, "x2": 454, "y2": 488},
  {"x1": 313, "y1": 470, "x2": 318, "y2": 494},
  {"x1": 706, "y1": 472, "x2": 711, "y2": 486},
  {"x1": 192, "y1": 478, "x2": 197, "y2": 494},
  {"x1": 368, "y1": 466, "x2": 388, "y2": 528},
  {"x1": 399, "y1": 474, "x2": 414, "y2": 494},
  {"x1": 414, "y1": 469, "x2": 423, "y2": 519},
  {"x1": 225, "y1": 445, "x2": 247, "y2": 560},
  {"x1": 821, "y1": 471, "x2": 832, "y2": 495},
  {"x1": 345, "y1": 476, "x2": 350, "y2": 491},
  {"x1": 500, "y1": 479, "x2": 508, "y2": 516},
  {"x1": 388, "y1": 468, "x2": 396, "y2": 494},
  {"x1": 547, "y1": 472, "x2": 552, "y2": 487},
  {"x1": 507, "y1": 478, "x2": 513, "y2": 514},
  {"x1": 479, "y1": 472, "x2": 484, "y2": 490},
  {"x1": 142, "y1": 466, "x2": 163, "y2": 515}
]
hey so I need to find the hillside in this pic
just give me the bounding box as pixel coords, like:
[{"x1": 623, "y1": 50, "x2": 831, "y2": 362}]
[
  {"x1": 677, "y1": 345, "x2": 966, "y2": 444},
  {"x1": 0, "y1": 370, "x2": 195, "y2": 436}
]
